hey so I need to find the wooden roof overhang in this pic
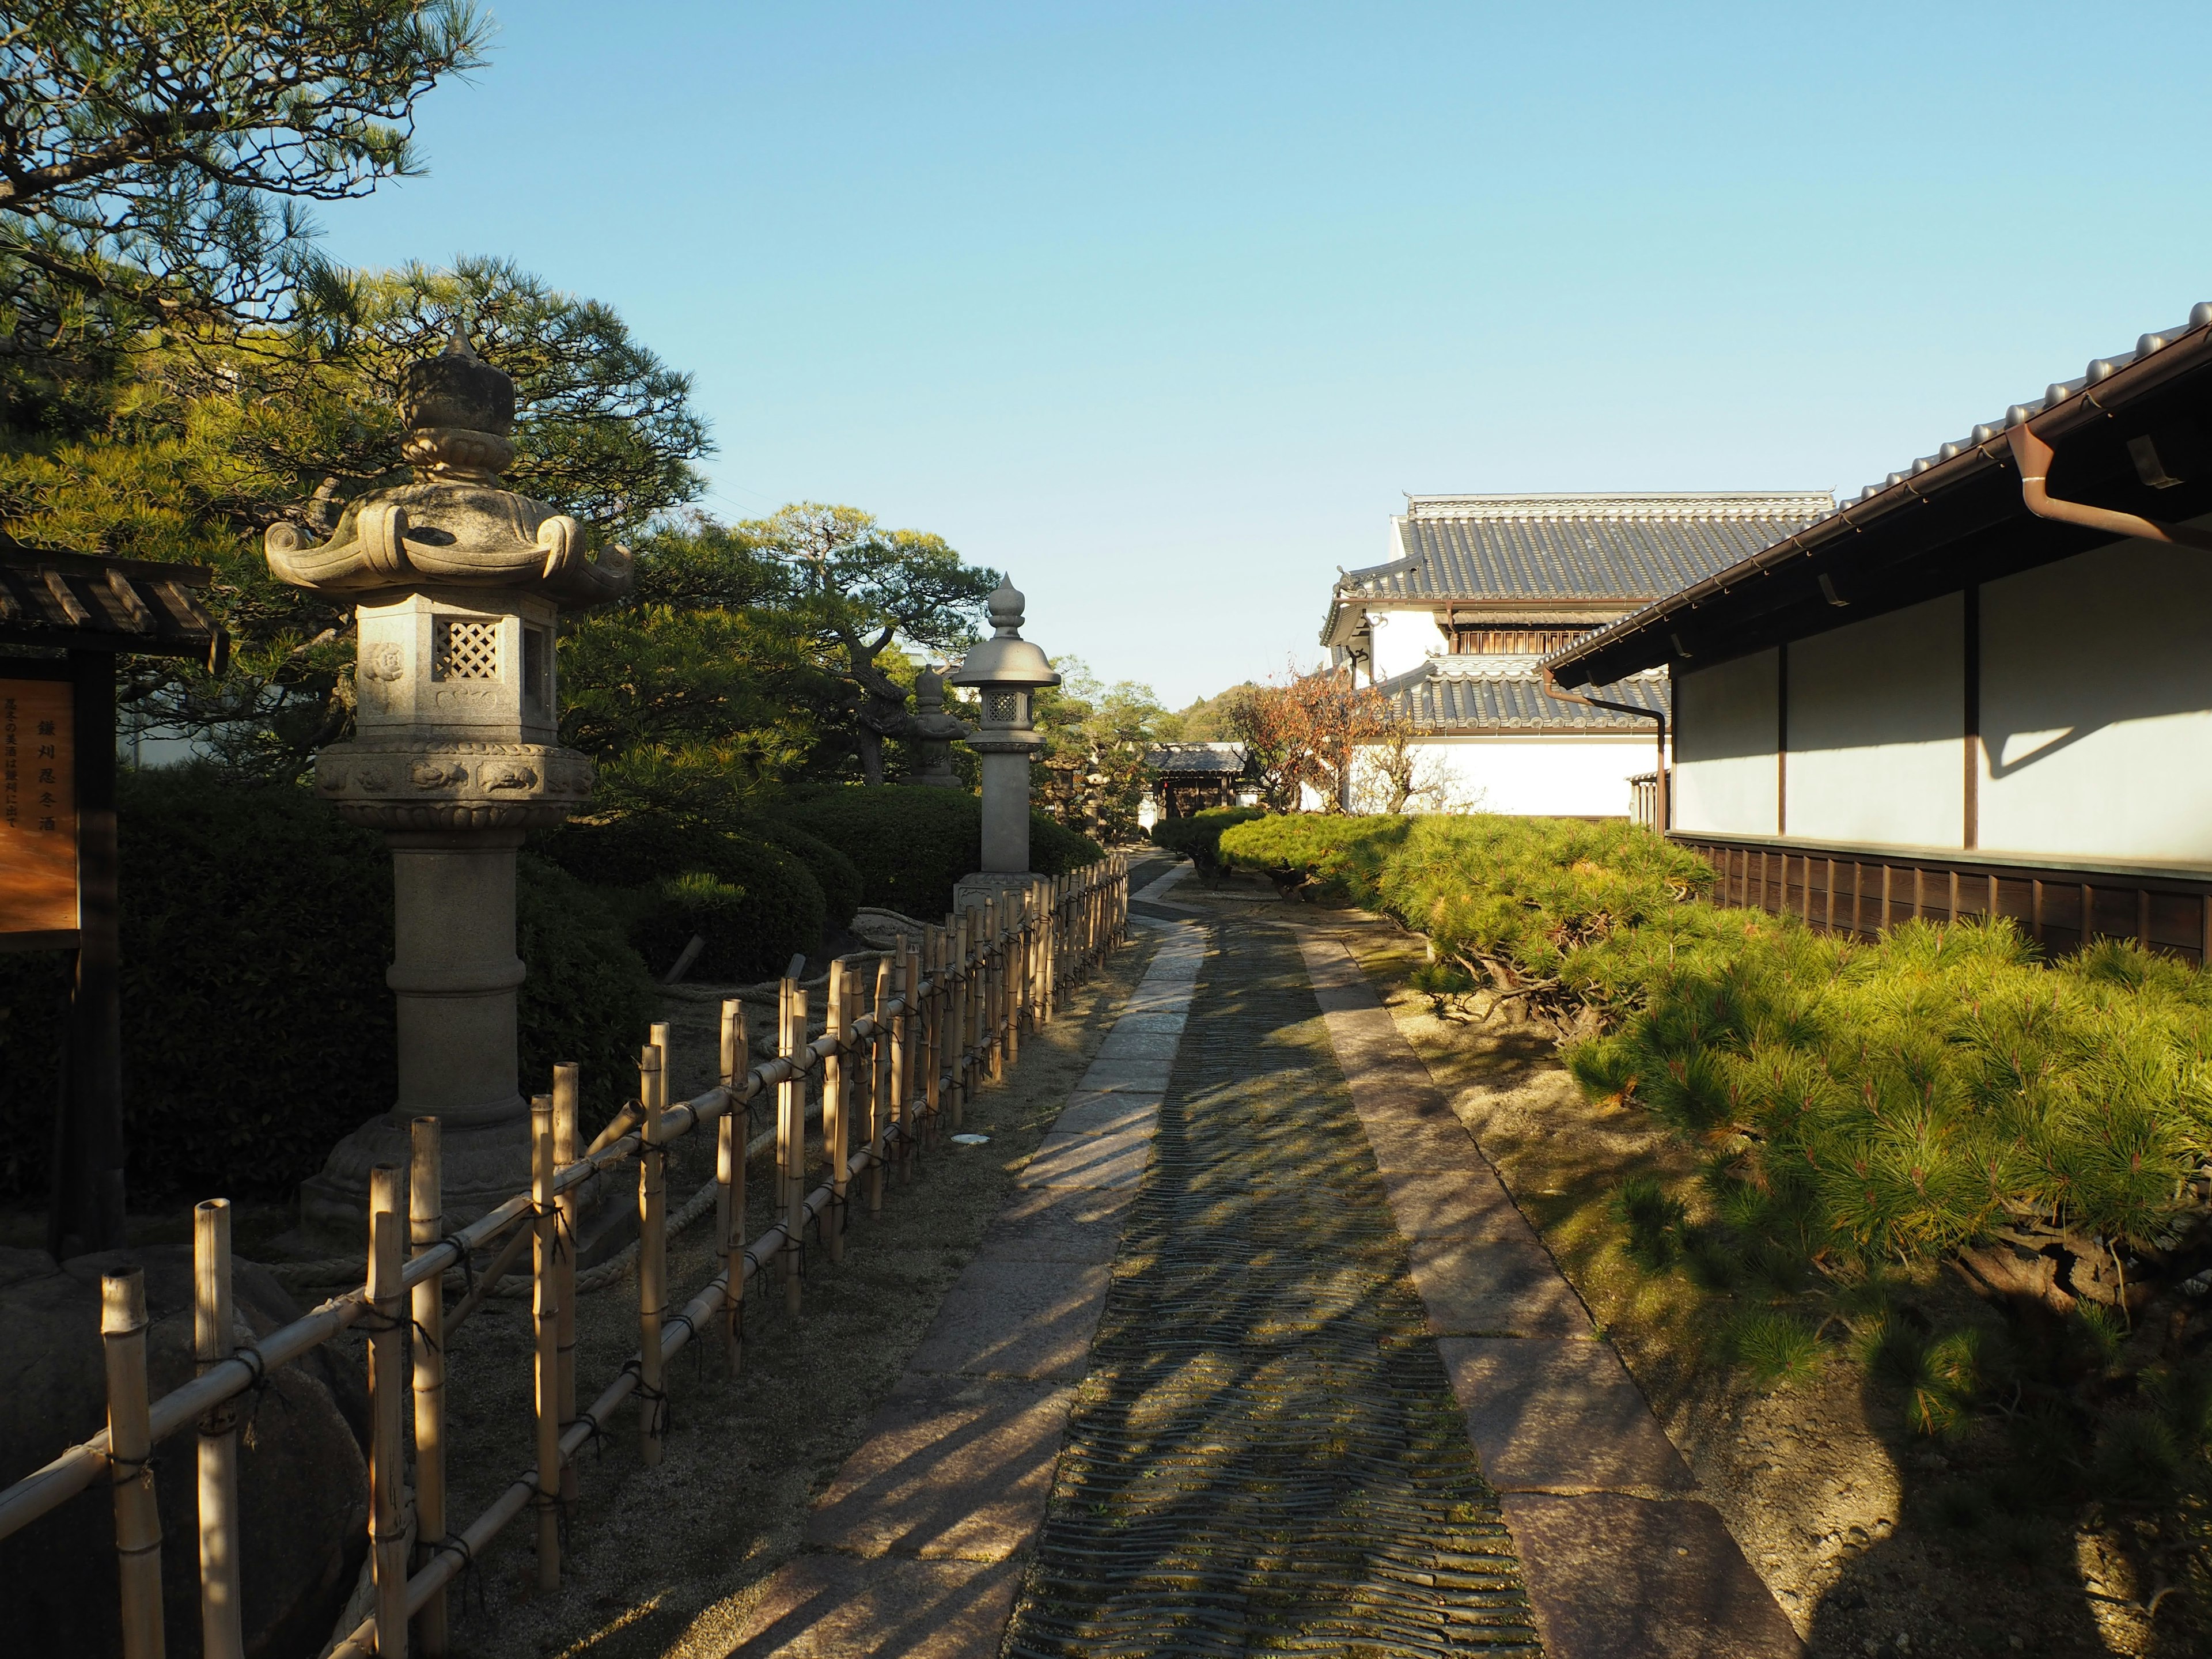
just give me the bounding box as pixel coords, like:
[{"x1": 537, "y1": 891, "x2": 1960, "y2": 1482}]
[
  {"x1": 1545, "y1": 325, "x2": 2212, "y2": 687},
  {"x1": 0, "y1": 535, "x2": 229, "y2": 669}
]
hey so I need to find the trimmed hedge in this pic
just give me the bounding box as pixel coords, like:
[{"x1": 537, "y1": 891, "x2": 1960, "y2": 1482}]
[
  {"x1": 535, "y1": 815, "x2": 827, "y2": 979},
  {"x1": 753, "y1": 817, "x2": 862, "y2": 929},
  {"x1": 772, "y1": 786, "x2": 1103, "y2": 919},
  {"x1": 1149, "y1": 805, "x2": 1266, "y2": 877},
  {"x1": 0, "y1": 770, "x2": 656, "y2": 1202}
]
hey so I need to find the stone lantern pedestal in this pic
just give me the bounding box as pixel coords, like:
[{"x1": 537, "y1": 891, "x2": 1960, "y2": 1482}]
[
  {"x1": 949, "y1": 579, "x2": 1060, "y2": 914},
  {"x1": 266, "y1": 332, "x2": 631, "y2": 1240}
]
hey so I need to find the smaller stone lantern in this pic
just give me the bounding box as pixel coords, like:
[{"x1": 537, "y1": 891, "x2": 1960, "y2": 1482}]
[
  {"x1": 906, "y1": 664, "x2": 971, "y2": 787},
  {"x1": 948, "y1": 578, "x2": 1059, "y2": 911}
]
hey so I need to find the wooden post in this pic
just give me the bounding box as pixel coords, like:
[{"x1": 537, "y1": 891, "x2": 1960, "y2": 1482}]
[
  {"x1": 718, "y1": 999, "x2": 746, "y2": 1376},
  {"x1": 870, "y1": 955, "x2": 891, "y2": 1214},
  {"x1": 952, "y1": 911, "x2": 972, "y2": 1131},
  {"x1": 550, "y1": 1064, "x2": 579, "y2": 1512},
  {"x1": 824, "y1": 960, "x2": 849, "y2": 1264},
  {"x1": 102, "y1": 1268, "x2": 164, "y2": 1659},
  {"x1": 407, "y1": 1120, "x2": 448, "y2": 1655},
  {"x1": 368, "y1": 1165, "x2": 407, "y2": 1659},
  {"x1": 193, "y1": 1200, "x2": 243, "y2": 1659},
  {"x1": 637, "y1": 1045, "x2": 666, "y2": 1465},
  {"x1": 53, "y1": 650, "x2": 126, "y2": 1257},
  {"x1": 531, "y1": 1097, "x2": 561, "y2": 1590},
  {"x1": 779, "y1": 983, "x2": 806, "y2": 1317}
]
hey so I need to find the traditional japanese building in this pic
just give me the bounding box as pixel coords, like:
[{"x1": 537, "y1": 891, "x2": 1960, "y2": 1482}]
[
  {"x1": 1546, "y1": 301, "x2": 2212, "y2": 960},
  {"x1": 1321, "y1": 493, "x2": 1831, "y2": 814}
]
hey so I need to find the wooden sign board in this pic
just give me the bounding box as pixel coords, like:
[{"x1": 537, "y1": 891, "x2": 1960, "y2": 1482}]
[{"x1": 0, "y1": 677, "x2": 78, "y2": 936}]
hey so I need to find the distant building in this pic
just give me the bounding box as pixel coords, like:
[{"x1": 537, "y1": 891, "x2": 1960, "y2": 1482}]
[
  {"x1": 1142, "y1": 742, "x2": 1252, "y2": 826},
  {"x1": 1546, "y1": 301, "x2": 2212, "y2": 961},
  {"x1": 1322, "y1": 493, "x2": 1831, "y2": 815}
]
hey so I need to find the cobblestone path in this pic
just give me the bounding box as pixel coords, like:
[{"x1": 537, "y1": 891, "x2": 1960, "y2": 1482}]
[{"x1": 1001, "y1": 918, "x2": 1540, "y2": 1657}]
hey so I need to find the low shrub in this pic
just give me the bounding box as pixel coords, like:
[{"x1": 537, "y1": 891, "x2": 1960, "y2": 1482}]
[
  {"x1": 1149, "y1": 805, "x2": 1267, "y2": 878},
  {"x1": 754, "y1": 819, "x2": 862, "y2": 930},
  {"x1": 536, "y1": 813, "x2": 828, "y2": 979},
  {"x1": 630, "y1": 873, "x2": 752, "y2": 982},
  {"x1": 774, "y1": 786, "x2": 1103, "y2": 919},
  {"x1": 0, "y1": 770, "x2": 657, "y2": 1202}
]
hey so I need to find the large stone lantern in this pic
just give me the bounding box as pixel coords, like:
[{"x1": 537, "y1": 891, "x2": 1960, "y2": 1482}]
[
  {"x1": 265, "y1": 330, "x2": 632, "y2": 1237},
  {"x1": 948, "y1": 578, "x2": 1059, "y2": 909}
]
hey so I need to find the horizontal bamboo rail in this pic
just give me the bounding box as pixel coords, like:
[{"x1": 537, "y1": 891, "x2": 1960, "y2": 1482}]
[{"x1": 2, "y1": 856, "x2": 1130, "y2": 1656}]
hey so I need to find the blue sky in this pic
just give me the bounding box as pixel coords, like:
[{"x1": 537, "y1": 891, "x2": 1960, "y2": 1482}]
[{"x1": 317, "y1": 2, "x2": 2212, "y2": 706}]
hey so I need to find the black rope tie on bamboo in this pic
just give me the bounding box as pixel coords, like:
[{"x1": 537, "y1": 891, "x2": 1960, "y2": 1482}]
[
  {"x1": 429, "y1": 1532, "x2": 488, "y2": 1619},
  {"x1": 571, "y1": 1407, "x2": 613, "y2": 1459},
  {"x1": 438, "y1": 1231, "x2": 477, "y2": 1304},
  {"x1": 618, "y1": 1355, "x2": 673, "y2": 1438},
  {"x1": 666, "y1": 1309, "x2": 705, "y2": 1378},
  {"x1": 529, "y1": 1479, "x2": 573, "y2": 1550},
  {"x1": 231, "y1": 1343, "x2": 283, "y2": 1450}
]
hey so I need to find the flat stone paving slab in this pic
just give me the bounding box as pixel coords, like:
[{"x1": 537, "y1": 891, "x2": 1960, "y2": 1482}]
[
  {"x1": 1407, "y1": 1234, "x2": 1592, "y2": 1336},
  {"x1": 725, "y1": 1552, "x2": 1022, "y2": 1659},
  {"x1": 1092, "y1": 1028, "x2": 1182, "y2": 1061},
  {"x1": 1105, "y1": 1009, "x2": 1188, "y2": 1035},
  {"x1": 1438, "y1": 1336, "x2": 1696, "y2": 1493},
  {"x1": 906, "y1": 1252, "x2": 1112, "y2": 1382},
  {"x1": 1375, "y1": 1162, "x2": 1523, "y2": 1239},
  {"x1": 1068, "y1": 1058, "x2": 1173, "y2": 1093},
  {"x1": 1050, "y1": 1092, "x2": 1161, "y2": 1136},
  {"x1": 1016, "y1": 1123, "x2": 1152, "y2": 1189},
  {"x1": 804, "y1": 1373, "x2": 1075, "y2": 1561},
  {"x1": 1499, "y1": 1493, "x2": 1804, "y2": 1659},
  {"x1": 1358, "y1": 1112, "x2": 1497, "y2": 1175},
  {"x1": 975, "y1": 1186, "x2": 1135, "y2": 1264}
]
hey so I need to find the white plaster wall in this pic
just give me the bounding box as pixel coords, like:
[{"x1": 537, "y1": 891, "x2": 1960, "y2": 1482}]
[
  {"x1": 1673, "y1": 649, "x2": 1779, "y2": 834},
  {"x1": 1785, "y1": 593, "x2": 1964, "y2": 848},
  {"x1": 1355, "y1": 736, "x2": 1654, "y2": 817},
  {"x1": 1980, "y1": 537, "x2": 2212, "y2": 865},
  {"x1": 1367, "y1": 608, "x2": 1449, "y2": 680}
]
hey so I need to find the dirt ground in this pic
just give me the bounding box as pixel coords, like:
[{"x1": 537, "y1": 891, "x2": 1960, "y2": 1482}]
[
  {"x1": 399, "y1": 926, "x2": 1158, "y2": 1659},
  {"x1": 1272, "y1": 896, "x2": 2209, "y2": 1659}
]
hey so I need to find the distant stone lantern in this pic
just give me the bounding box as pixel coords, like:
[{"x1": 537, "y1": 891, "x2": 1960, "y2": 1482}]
[
  {"x1": 948, "y1": 578, "x2": 1059, "y2": 908},
  {"x1": 266, "y1": 328, "x2": 632, "y2": 1235},
  {"x1": 906, "y1": 664, "x2": 971, "y2": 788}
]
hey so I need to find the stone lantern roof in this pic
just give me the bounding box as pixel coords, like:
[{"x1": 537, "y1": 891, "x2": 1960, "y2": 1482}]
[
  {"x1": 264, "y1": 328, "x2": 634, "y2": 605},
  {"x1": 948, "y1": 579, "x2": 1060, "y2": 690}
]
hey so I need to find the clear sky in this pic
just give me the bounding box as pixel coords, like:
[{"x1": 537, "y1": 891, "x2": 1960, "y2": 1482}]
[{"x1": 315, "y1": 1, "x2": 2212, "y2": 706}]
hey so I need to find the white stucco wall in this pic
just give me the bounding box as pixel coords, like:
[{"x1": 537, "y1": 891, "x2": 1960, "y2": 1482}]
[
  {"x1": 1979, "y1": 536, "x2": 2212, "y2": 865},
  {"x1": 1785, "y1": 594, "x2": 1964, "y2": 848},
  {"x1": 1672, "y1": 649, "x2": 1779, "y2": 835},
  {"x1": 1354, "y1": 736, "x2": 1653, "y2": 817},
  {"x1": 1366, "y1": 608, "x2": 1449, "y2": 680}
]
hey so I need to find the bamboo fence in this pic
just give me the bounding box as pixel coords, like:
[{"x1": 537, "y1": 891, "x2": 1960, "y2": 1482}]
[{"x1": 0, "y1": 857, "x2": 1129, "y2": 1659}]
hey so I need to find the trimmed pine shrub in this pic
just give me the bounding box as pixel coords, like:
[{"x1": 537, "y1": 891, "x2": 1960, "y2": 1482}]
[
  {"x1": 754, "y1": 818, "x2": 863, "y2": 930},
  {"x1": 1148, "y1": 806, "x2": 1268, "y2": 878},
  {"x1": 773, "y1": 786, "x2": 1103, "y2": 919}
]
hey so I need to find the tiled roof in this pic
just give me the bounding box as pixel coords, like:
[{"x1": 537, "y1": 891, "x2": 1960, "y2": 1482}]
[
  {"x1": 0, "y1": 536, "x2": 228, "y2": 666},
  {"x1": 1340, "y1": 493, "x2": 1833, "y2": 607},
  {"x1": 1379, "y1": 656, "x2": 1669, "y2": 734},
  {"x1": 1145, "y1": 743, "x2": 1248, "y2": 774}
]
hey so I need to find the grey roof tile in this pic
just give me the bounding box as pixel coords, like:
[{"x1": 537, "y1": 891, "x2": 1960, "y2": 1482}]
[{"x1": 1377, "y1": 657, "x2": 1669, "y2": 733}]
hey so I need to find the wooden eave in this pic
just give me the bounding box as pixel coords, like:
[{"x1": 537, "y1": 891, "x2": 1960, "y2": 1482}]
[{"x1": 0, "y1": 539, "x2": 229, "y2": 669}]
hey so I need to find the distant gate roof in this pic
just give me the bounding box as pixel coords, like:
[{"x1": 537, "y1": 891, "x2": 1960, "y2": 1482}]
[
  {"x1": 1323, "y1": 492, "x2": 1831, "y2": 645},
  {"x1": 1145, "y1": 742, "x2": 1248, "y2": 775}
]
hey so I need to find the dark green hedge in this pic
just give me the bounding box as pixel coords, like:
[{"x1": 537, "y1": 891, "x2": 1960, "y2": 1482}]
[
  {"x1": 772, "y1": 786, "x2": 1103, "y2": 919},
  {"x1": 1149, "y1": 805, "x2": 1266, "y2": 876},
  {"x1": 753, "y1": 818, "x2": 862, "y2": 929},
  {"x1": 535, "y1": 815, "x2": 827, "y2": 980},
  {"x1": 0, "y1": 771, "x2": 657, "y2": 1202}
]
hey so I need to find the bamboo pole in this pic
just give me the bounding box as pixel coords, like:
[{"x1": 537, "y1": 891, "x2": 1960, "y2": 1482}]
[
  {"x1": 531, "y1": 1097, "x2": 560, "y2": 1590},
  {"x1": 870, "y1": 955, "x2": 891, "y2": 1214},
  {"x1": 194, "y1": 1199, "x2": 242, "y2": 1659},
  {"x1": 103, "y1": 1268, "x2": 164, "y2": 1659},
  {"x1": 637, "y1": 1044, "x2": 666, "y2": 1467},
  {"x1": 368, "y1": 1165, "x2": 407, "y2": 1659},
  {"x1": 823, "y1": 959, "x2": 848, "y2": 1264},
  {"x1": 551, "y1": 1065, "x2": 579, "y2": 1513},
  {"x1": 407, "y1": 1120, "x2": 447, "y2": 1656},
  {"x1": 719, "y1": 998, "x2": 746, "y2": 1376},
  {"x1": 953, "y1": 910, "x2": 972, "y2": 1131},
  {"x1": 779, "y1": 982, "x2": 806, "y2": 1318},
  {"x1": 922, "y1": 930, "x2": 941, "y2": 1153}
]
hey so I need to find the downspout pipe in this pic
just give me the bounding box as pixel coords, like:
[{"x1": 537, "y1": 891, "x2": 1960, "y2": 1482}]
[
  {"x1": 1541, "y1": 669, "x2": 1669, "y2": 832},
  {"x1": 2006, "y1": 422, "x2": 2212, "y2": 551}
]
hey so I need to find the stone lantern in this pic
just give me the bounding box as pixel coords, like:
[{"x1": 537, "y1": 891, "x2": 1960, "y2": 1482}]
[
  {"x1": 948, "y1": 578, "x2": 1059, "y2": 910},
  {"x1": 906, "y1": 664, "x2": 971, "y2": 788},
  {"x1": 264, "y1": 329, "x2": 632, "y2": 1236}
]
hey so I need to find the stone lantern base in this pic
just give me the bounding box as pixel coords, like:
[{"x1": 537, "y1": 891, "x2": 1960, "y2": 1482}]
[{"x1": 954, "y1": 869, "x2": 1043, "y2": 916}]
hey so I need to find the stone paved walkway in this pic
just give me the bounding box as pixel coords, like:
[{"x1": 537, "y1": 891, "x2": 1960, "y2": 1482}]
[
  {"x1": 727, "y1": 888, "x2": 1802, "y2": 1658},
  {"x1": 1000, "y1": 919, "x2": 1537, "y2": 1656}
]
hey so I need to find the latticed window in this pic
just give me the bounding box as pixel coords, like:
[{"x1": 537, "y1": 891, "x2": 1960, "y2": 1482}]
[
  {"x1": 432, "y1": 617, "x2": 500, "y2": 681},
  {"x1": 984, "y1": 691, "x2": 1021, "y2": 723}
]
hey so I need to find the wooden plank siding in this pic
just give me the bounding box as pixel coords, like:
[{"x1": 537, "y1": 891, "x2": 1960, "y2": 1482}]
[{"x1": 1671, "y1": 834, "x2": 2212, "y2": 965}]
